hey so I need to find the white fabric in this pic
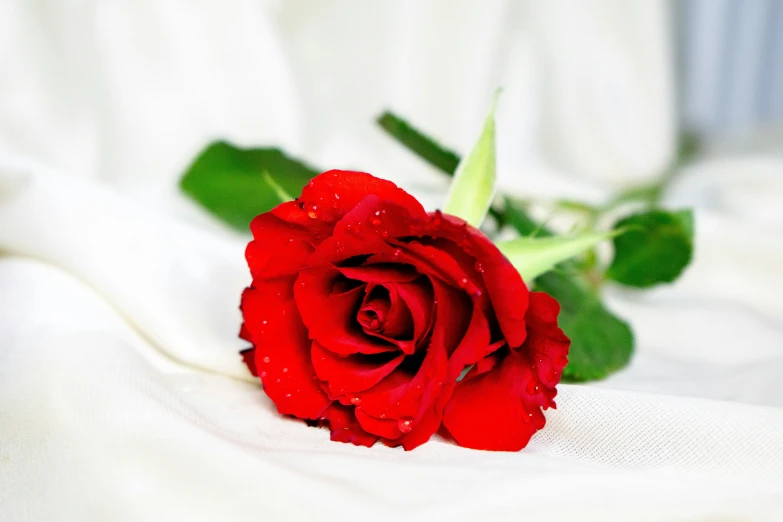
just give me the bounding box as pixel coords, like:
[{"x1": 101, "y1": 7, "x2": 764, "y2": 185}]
[{"x1": 2, "y1": 1, "x2": 783, "y2": 521}]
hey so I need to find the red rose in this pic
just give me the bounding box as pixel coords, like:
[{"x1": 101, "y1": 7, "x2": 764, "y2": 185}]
[{"x1": 239, "y1": 170, "x2": 569, "y2": 451}]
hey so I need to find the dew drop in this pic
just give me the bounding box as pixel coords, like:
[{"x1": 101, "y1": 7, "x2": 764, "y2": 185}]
[
  {"x1": 307, "y1": 205, "x2": 319, "y2": 219},
  {"x1": 474, "y1": 262, "x2": 485, "y2": 273},
  {"x1": 285, "y1": 393, "x2": 292, "y2": 399},
  {"x1": 381, "y1": 231, "x2": 389, "y2": 238},
  {"x1": 276, "y1": 378, "x2": 281, "y2": 383},
  {"x1": 350, "y1": 396, "x2": 362, "y2": 406},
  {"x1": 262, "y1": 356, "x2": 270, "y2": 364},
  {"x1": 397, "y1": 417, "x2": 414, "y2": 433},
  {"x1": 524, "y1": 413, "x2": 531, "y2": 423},
  {"x1": 526, "y1": 380, "x2": 539, "y2": 395},
  {"x1": 261, "y1": 320, "x2": 268, "y2": 325},
  {"x1": 334, "y1": 193, "x2": 340, "y2": 200},
  {"x1": 392, "y1": 248, "x2": 402, "y2": 259},
  {"x1": 282, "y1": 367, "x2": 288, "y2": 373},
  {"x1": 380, "y1": 413, "x2": 386, "y2": 419},
  {"x1": 459, "y1": 277, "x2": 468, "y2": 288},
  {"x1": 260, "y1": 371, "x2": 267, "y2": 378}
]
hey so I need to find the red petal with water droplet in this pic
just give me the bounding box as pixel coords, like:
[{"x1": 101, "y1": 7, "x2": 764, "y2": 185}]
[
  {"x1": 246, "y1": 212, "x2": 316, "y2": 280},
  {"x1": 241, "y1": 283, "x2": 330, "y2": 420},
  {"x1": 441, "y1": 350, "x2": 541, "y2": 451},
  {"x1": 298, "y1": 170, "x2": 427, "y2": 225},
  {"x1": 429, "y1": 213, "x2": 530, "y2": 349},
  {"x1": 442, "y1": 292, "x2": 569, "y2": 451},
  {"x1": 319, "y1": 403, "x2": 378, "y2": 448}
]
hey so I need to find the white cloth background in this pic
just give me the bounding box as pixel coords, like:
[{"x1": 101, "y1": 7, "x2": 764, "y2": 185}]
[{"x1": 1, "y1": 1, "x2": 782, "y2": 521}]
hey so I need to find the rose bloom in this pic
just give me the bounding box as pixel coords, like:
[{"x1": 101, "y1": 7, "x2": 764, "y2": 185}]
[{"x1": 239, "y1": 170, "x2": 569, "y2": 451}]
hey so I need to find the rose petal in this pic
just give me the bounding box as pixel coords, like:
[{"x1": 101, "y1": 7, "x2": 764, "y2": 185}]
[
  {"x1": 523, "y1": 292, "x2": 570, "y2": 407},
  {"x1": 308, "y1": 196, "x2": 424, "y2": 266},
  {"x1": 241, "y1": 283, "x2": 330, "y2": 419},
  {"x1": 311, "y1": 341, "x2": 405, "y2": 397},
  {"x1": 246, "y1": 212, "x2": 316, "y2": 279},
  {"x1": 432, "y1": 213, "x2": 530, "y2": 349},
  {"x1": 442, "y1": 351, "x2": 542, "y2": 451},
  {"x1": 393, "y1": 278, "x2": 434, "y2": 344},
  {"x1": 359, "y1": 284, "x2": 414, "y2": 340},
  {"x1": 319, "y1": 403, "x2": 378, "y2": 448},
  {"x1": 442, "y1": 292, "x2": 570, "y2": 451},
  {"x1": 295, "y1": 264, "x2": 395, "y2": 355},
  {"x1": 298, "y1": 170, "x2": 427, "y2": 226},
  {"x1": 354, "y1": 408, "x2": 402, "y2": 439}
]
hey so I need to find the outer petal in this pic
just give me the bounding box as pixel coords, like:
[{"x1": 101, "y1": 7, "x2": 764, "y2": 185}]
[
  {"x1": 241, "y1": 282, "x2": 330, "y2": 420},
  {"x1": 298, "y1": 170, "x2": 427, "y2": 225},
  {"x1": 319, "y1": 403, "x2": 378, "y2": 448},
  {"x1": 246, "y1": 212, "x2": 316, "y2": 279},
  {"x1": 441, "y1": 351, "x2": 542, "y2": 451},
  {"x1": 442, "y1": 291, "x2": 570, "y2": 451},
  {"x1": 523, "y1": 292, "x2": 571, "y2": 408}
]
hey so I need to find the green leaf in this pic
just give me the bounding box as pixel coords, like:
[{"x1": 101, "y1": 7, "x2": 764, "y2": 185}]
[
  {"x1": 535, "y1": 271, "x2": 634, "y2": 381},
  {"x1": 606, "y1": 209, "x2": 694, "y2": 288},
  {"x1": 262, "y1": 171, "x2": 295, "y2": 203},
  {"x1": 180, "y1": 141, "x2": 318, "y2": 231},
  {"x1": 443, "y1": 93, "x2": 499, "y2": 227},
  {"x1": 496, "y1": 230, "x2": 620, "y2": 281},
  {"x1": 376, "y1": 112, "x2": 460, "y2": 174}
]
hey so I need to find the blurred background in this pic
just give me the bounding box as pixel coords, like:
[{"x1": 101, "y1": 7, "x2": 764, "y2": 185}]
[{"x1": 1, "y1": 0, "x2": 782, "y2": 217}]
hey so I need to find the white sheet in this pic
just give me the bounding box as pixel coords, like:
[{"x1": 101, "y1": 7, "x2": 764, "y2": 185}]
[{"x1": 2, "y1": 1, "x2": 783, "y2": 520}]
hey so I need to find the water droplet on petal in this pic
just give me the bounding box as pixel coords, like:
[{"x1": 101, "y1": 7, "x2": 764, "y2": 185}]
[
  {"x1": 285, "y1": 393, "x2": 292, "y2": 399},
  {"x1": 381, "y1": 231, "x2": 389, "y2": 238},
  {"x1": 459, "y1": 277, "x2": 468, "y2": 288},
  {"x1": 262, "y1": 356, "x2": 270, "y2": 364},
  {"x1": 524, "y1": 413, "x2": 531, "y2": 423},
  {"x1": 392, "y1": 248, "x2": 402, "y2": 259},
  {"x1": 260, "y1": 371, "x2": 267, "y2": 378},
  {"x1": 350, "y1": 396, "x2": 362, "y2": 406},
  {"x1": 307, "y1": 205, "x2": 319, "y2": 219},
  {"x1": 262, "y1": 320, "x2": 268, "y2": 325},
  {"x1": 334, "y1": 193, "x2": 340, "y2": 200},
  {"x1": 526, "y1": 380, "x2": 539, "y2": 395},
  {"x1": 474, "y1": 262, "x2": 485, "y2": 273},
  {"x1": 282, "y1": 367, "x2": 288, "y2": 373},
  {"x1": 380, "y1": 413, "x2": 386, "y2": 419},
  {"x1": 276, "y1": 378, "x2": 281, "y2": 383},
  {"x1": 398, "y1": 417, "x2": 414, "y2": 433}
]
